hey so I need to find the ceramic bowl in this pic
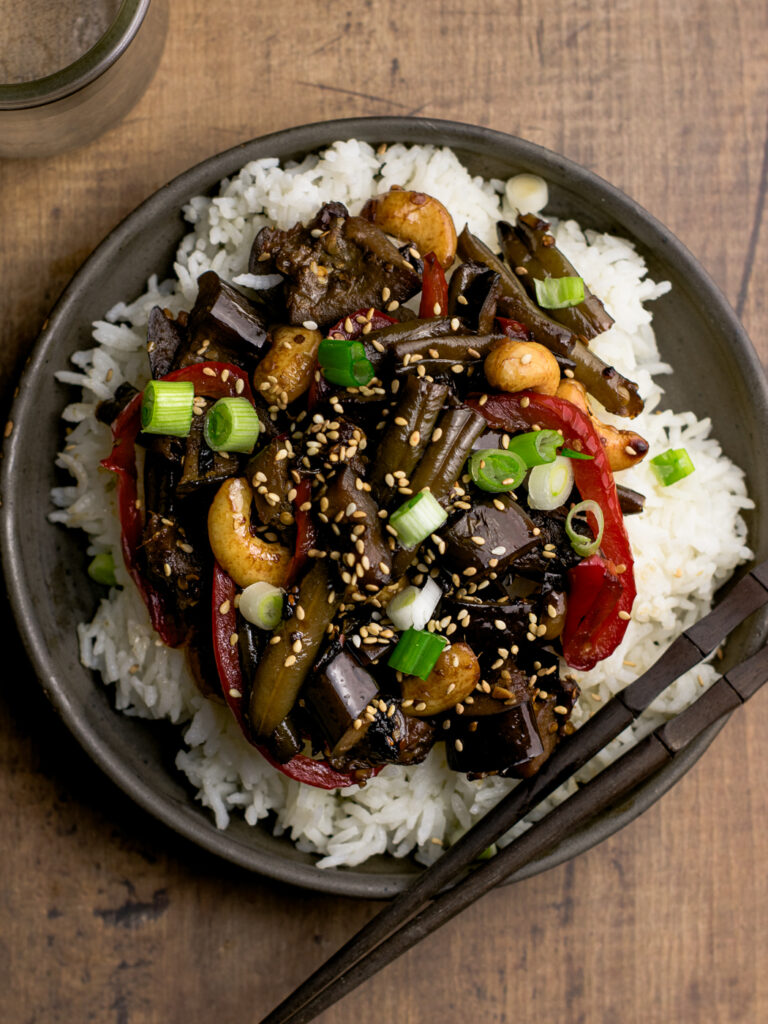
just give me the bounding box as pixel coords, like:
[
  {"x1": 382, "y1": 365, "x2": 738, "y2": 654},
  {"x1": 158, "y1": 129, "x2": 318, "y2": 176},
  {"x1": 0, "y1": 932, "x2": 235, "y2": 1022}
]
[{"x1": 3, "y1": 117, "x2": 766, "y2": 897}]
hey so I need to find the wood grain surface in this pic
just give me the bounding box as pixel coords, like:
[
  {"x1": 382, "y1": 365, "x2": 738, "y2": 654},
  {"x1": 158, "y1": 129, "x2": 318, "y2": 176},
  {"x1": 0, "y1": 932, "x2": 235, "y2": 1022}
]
[{"x1": 1, "y1": 2, "x2": 767, "y2": 1022}]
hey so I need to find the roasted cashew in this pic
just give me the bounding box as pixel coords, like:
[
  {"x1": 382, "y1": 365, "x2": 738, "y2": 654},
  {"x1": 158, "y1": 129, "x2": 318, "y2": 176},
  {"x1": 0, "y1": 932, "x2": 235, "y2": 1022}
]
[
  {"x1": 484, "y1": 339, "x2": 560, "y2": 396},
  {"x1": 556, "y1": 379, "x2": 649, "y2": 471},
  {"x1": 401, "y1": 643, "x2": 480, "y2": 717},
  {"x1": 208, "y1": 477, "x2": 291, "y2": 588},
  {"x1": 360, "y1": 189, "x2": 458, "y2": 269},
  {"x1": 252, "y1": 325, "x2": 322, "y2": 408}
]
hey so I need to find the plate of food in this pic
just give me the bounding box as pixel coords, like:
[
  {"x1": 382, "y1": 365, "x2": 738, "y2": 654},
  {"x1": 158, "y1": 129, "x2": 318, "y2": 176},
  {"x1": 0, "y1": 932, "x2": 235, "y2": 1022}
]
[{"x1": 3, "y1": 117, "x2": 766, "y2": 898}]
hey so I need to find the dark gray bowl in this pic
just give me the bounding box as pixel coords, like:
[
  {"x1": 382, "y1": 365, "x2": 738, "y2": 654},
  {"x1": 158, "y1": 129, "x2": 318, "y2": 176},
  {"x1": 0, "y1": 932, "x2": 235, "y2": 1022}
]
[{"x1": 3, "y1": 117, "x2": 767, "y2": 899}]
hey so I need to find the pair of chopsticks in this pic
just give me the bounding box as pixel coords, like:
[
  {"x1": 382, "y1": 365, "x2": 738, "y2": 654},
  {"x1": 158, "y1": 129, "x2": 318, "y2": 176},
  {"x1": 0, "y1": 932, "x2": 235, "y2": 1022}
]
[{"x1": 261, "y1": 558, "x2": 768, "y2": 1024}]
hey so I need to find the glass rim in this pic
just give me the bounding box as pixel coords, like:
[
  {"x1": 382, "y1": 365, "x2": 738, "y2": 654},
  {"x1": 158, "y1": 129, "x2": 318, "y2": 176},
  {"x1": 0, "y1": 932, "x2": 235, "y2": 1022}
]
[{"x1": 0, "y1": 0, "x2": 150, "y2": 110}]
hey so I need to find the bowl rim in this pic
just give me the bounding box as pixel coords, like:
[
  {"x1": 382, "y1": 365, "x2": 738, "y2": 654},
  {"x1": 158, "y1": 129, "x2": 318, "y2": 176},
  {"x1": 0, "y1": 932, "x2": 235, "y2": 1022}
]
[{"x1": 2, "y1": 115, "x2": 766, "y2": 899}]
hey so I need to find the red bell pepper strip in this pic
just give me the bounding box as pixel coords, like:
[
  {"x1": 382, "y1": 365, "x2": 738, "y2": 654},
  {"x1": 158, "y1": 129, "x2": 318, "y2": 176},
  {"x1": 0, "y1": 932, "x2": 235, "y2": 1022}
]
[
  {"x1": 495, "y1": 316, "x2": 531, "y2": 341},
  {"x1": 466, "y1": 390, "x2": 636, "y2": 670},
  {"x1": 418, "y1": 252, "x2": 449, "y2": 319},
  {"x1": 212, "y1": 563, "x2": 373, "y2": 789},
  {"x1": 101, "y1": 362, "x2": 256, "y2": 648},
  {"x1": 286, "y1": 476, "x2": 317, "y2": 586}
]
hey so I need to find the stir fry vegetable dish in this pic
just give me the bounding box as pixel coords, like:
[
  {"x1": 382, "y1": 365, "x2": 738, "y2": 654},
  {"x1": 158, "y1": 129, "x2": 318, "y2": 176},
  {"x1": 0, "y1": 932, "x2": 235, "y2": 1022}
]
[{"x1": 97, "y1": 187, "x2": 655, "y2": 789}]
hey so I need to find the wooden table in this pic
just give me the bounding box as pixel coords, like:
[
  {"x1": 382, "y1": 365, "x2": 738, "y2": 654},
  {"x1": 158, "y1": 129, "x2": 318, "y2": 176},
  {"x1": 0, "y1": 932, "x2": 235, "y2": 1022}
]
[{"x1": 2, "y1": 2, "x2": 767, "y2": 1021}]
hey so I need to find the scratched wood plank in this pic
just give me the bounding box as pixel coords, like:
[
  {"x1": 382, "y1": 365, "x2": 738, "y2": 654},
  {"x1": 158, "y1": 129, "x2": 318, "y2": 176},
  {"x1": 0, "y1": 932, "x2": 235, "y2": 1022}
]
[{"x1": 1, "y1": 0, "x2": 767, "y2": 1022}]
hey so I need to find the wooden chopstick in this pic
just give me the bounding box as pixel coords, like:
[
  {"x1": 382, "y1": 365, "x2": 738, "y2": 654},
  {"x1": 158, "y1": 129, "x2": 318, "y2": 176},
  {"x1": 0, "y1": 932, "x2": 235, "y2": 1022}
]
[
  {"x1": 260, "y1": 560, "x2": 768, "y2": 1024},
  {"x1": 272, "y1": 640, "x2": 768, "y2": 1024}
]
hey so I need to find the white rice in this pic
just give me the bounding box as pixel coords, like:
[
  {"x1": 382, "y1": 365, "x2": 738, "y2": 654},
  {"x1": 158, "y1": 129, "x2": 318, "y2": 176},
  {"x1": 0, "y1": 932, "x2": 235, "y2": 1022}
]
[{"x1": 50, "y1": 141, "x2": 753, "y2": 869}]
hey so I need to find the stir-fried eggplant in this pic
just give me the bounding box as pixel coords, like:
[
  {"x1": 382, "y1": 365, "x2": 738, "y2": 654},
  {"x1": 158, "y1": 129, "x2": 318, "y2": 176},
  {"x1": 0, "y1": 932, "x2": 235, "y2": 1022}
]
[
  {"x1": 108, "y1": 186, "x2": 648, "y2": 792},
  {"x1": 302, "y1": 646, "x2": 380, "y2": 757},
  {"x1": 250, "y1": 202, "x2": 421, "y2": 327},
  {"x1": 440, "y1": 495, "x2": 540, "y2": 577},
  {"x1": 177, "y1": 399, "x2": 239, "y2": 496},
  {"x1": 446, "y1": 699, "x2": 543, "y2": 775},
  {"x1": 147, "y1": 306, "x2": 186, "y2": 378},
  {"x1": 187, "y1": 270, "x2": 270, "y2": 358}
]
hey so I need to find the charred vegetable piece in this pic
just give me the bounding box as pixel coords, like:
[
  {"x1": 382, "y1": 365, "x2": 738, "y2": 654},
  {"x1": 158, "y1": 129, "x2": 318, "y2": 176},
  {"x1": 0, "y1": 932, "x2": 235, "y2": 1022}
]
[
  {"x1": 334, "y1": 697, "x2": 436, "y2": 767},
  {"x1": 140, "y1": 511, "x2": 203, "y2": 613},
  {"x1": 440, "y1": 495, "x2": 540, "y2": 576},
  {"x1": 96, "y1": 381, "x2": 141, "y2": 427},
  {"x1": 408, "y1": 405, "x2": 487, "y2": 502},
  {"x1": 538, "y1": 577, "x2": 568, "y2": 640},
  {"x1": 268, "y1": 717, "x2": 304, "y2": 764},
  {"x1": 248, "y1": 562, "x2": 341, "y2": 739},
  {"x1": 212, "y1": 563, "x2": 370, "y2": 786},
  {"x1": 446, "y1": 699, "x2": 543, "y2": 775},
  {"x1": 401, "y1": 642, "x2": 480, "y2": 716},
  {"x1": 447, "y1": 262, "x2": 502, "y2": 332},
  {"x1": 497, "y1": 217, "x2": 614, "y2": 338},
  {"x1": 468, "y1": 391, "x2": 636, "y2": 669},
  {"x1": 187, "y1": 270, "x2": 270, "y2": 356},
  {"x1": 459, "y1": 226, "x2": 642, "y2": 417},
  {"x1": 101, "y1": 362, "x2": 256, "y2": 648},
  {"x1": 368, "y1": 315, "x2": 458, "y2": 350},
  {"x1": 561, "y1": 338, "x2": 644, "y2": 420},
  {"x1": 177, "y1": 399, "x2": 239, "y2": 496},
  {"x1": 302, "y1": 647, "x2": 380, "y2": 757},
  {"x1": 142, "y1": 446, "x2": 182, "y2": 518},
  {"x1": 324, "y1": 465, "x2": 392, "y2": 591},
  {"x1": 467, "y1": 663, "x2": 531, "y2": 716},
  {"x1": 441, "y1": 595, "x2": 537, "y2": 663},
  {"x1": 458, "y1": 226, "x2": 575, "y2": 360},
  {"x1": 147, "y1": 306, "x2": 185, "y2": 378},
  {"x1": 510, "y1": 675, "x2": 580, "y2": 779},
  {"x1": 392, "y1": 333, "x2": 503, "y2": 366},
  {"x1": 251, "y1": 202, "x2": 421, "y2": 327},
  {"x1": 245, "y1": 438, "x2": 294, "y2": 527},
  {"x1": 370, "y1": 376, "x2": 448, "y2": 501},
  {"x1": 616, "y1": 483, "x2": 646, "y2": 516}
]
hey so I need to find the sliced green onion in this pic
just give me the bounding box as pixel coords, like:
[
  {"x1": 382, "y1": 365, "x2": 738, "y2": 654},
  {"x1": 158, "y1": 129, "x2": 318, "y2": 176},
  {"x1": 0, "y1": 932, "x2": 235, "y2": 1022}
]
[
  {"x1": 560, "y1": 447, "x2": 594, "y2": 461},
  {"x1": 650, "y1": 447, "x2": 695, "y2": 486},
  {"x1": 318, "y1": 337, "x2": 375, "y2": 387},
  {"x1": 389, "y1": 491, "x2": 447, "y2": 550},
  {"x1": 534, "y1": 276, "x2": 585, "y2": 310},
  {"x1": 506, "y1": 429, "x2": 563, "y2": 467},
  {"x1": 140, "y1": 380, "x2": 195, "y2": 436},
  {"x1": 565, "y1": 499, "x2": 605, "y2": 557},
  {"x1": 239, "y1": 581, "x2": 284, "y2": 630},
  {"x1": 387, "y1": 578, "x2": 442, "y2": 631},
  {"x1": 204, "y1": 397, "x2": 260, "y2": 453},
  {"x1": 476, "y1": 843, "x2": 498, "y2": 861},
  {"x1": 468, "y1": 449, "x2": 527, "y2": 492},
  {"x1": 388, "y1": 628, "x2": 448, "y2": 680},
  {"x1": 527, "y1": 455, "x2": 574, "y2": 510},
  {"x1": 87, "y1": 551, "x2": 117, "y2": 586}
]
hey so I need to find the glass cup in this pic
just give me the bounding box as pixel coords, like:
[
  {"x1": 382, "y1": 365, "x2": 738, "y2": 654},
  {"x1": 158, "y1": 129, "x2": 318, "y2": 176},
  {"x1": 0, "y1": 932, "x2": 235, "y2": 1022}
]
[{"x1": 0, "y1": 0, "x2": 167, "y2": 158}]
